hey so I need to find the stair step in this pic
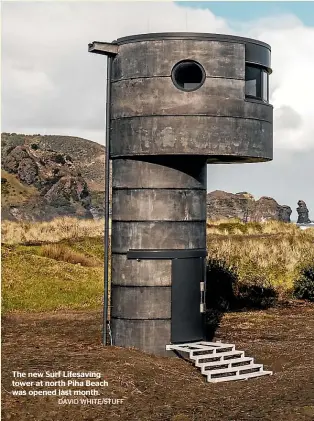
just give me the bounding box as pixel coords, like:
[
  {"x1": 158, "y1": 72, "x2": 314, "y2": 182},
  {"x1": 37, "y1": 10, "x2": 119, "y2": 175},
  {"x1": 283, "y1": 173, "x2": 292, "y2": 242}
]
[
  {"x1": 197, "y1": 341, "x2": 236, "y2": 347},
  {"x1": 171, "y1": 341, "x2": 234, "y2": 348},
  {"x1": 166, "y1": 343, "x2": 235, "y2": 356},
  {"x1": 165, "y1": 341, "x2": 273, "y2": 383},
  {"x1": 193, "y1": 350, "x2": 245, "y2": 364},
  {"x1": 207, "y1": 364, "x2": 262, "y2": 377},
  {"x1": 190, "y1": 346, "x2": 235, "y2": 357},
  {"x1": 200, "y1": 357, "x2": 254, "y2": 373},
  {"x1": 208, "y1": 370, "x2": 273, "y2": 383}
]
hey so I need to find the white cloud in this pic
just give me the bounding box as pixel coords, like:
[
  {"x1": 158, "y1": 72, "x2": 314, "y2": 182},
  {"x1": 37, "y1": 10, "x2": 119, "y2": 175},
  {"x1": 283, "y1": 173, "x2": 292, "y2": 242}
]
[
  {"x1": 1, "y1": 2, "x2": 314, "y2": 152},
  {"x1": 237, "y1": 14, "x2": 314, "y2": 150}
]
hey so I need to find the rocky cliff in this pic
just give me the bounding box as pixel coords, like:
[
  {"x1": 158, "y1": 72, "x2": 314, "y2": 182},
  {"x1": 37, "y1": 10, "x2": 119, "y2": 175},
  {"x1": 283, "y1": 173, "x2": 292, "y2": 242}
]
[
  {"x1": 1, "y1": 133, "x2": 296, "y2": 224},
  {"x1": 1, "y1": 133, "x2": 105, "y2": 221},
  {"x1": 207, "y1": 190, "x2": 292, "y2": 222}
]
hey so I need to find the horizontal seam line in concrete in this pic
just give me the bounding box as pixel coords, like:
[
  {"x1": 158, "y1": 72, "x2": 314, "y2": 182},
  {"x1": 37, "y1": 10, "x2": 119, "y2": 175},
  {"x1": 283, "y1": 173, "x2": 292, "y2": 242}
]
[
  {"x1": 111, "y1": 154, "x2": 272, "y2": 157},
  {"x1": 112, "y1": 187, "x2": 206, "y2": 190},
  {"x1": 111, "y1": 219, "x2": 206, "y2": 222},
  {"x1": 111, "y1": 251, "x2": 207, "y2": 255},
  {"x1": 111, "y1": 317, "x2": 171, "y2": 321},
  {"x1": 112, "y1": 284, "x2": 171, "y2": 288},
  {"x1": 111, "y1": 75, "x2": 245, "y2": 83},
  {"x1": 110, "y1": 114, "x2": 272, "y2": 123}
]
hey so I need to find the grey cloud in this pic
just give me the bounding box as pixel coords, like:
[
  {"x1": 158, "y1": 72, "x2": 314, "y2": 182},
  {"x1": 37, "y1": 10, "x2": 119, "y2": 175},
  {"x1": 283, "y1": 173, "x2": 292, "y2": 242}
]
[{"x1": 274, "y1": 106, "x2": 303, "y2": 131}]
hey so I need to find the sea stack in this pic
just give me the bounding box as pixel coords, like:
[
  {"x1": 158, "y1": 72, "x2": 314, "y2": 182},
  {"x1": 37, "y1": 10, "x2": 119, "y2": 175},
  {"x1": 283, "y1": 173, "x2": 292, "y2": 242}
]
[{"x1": 297, "y1": 200, "x2": 311, "y2": 224}]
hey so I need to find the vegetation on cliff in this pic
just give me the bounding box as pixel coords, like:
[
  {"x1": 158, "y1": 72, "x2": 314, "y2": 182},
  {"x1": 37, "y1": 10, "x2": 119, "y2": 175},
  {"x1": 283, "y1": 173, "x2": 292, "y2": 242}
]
[{"x1": 1, "y1": 133, "x2": 105, "y2": 221}]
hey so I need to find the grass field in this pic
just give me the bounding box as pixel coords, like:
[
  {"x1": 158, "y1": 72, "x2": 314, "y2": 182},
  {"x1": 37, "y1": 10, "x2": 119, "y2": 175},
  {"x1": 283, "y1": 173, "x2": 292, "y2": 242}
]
[
  {"x1": 2, "y1": 218, "x2": 313, "y2": 313},
  {"x1": 1, "y1": 237, "x2": 105, "y2": 313},
  {"x1": 206, "y1": 220, "x2": 314, "y2": 300},
  {"x1": 2, "y1": 218, "x2": 314, "y2": 421}
]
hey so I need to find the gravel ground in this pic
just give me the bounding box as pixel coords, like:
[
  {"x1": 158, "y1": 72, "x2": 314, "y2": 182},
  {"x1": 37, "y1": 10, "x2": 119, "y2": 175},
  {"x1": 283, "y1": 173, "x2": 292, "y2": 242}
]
[{"x1": 2, "y1": 302, "x2": 314, "y2": 421}]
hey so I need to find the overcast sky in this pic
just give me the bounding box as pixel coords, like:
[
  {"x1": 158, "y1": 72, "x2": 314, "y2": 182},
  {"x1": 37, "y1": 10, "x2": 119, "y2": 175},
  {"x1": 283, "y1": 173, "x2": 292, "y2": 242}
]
[{"x1": 1, "y1": 1, "x2": 313, "y2": 220}]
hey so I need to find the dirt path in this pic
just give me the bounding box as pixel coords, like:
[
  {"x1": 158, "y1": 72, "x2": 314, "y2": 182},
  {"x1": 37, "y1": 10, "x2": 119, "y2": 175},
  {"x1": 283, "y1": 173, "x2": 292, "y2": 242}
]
[{"x1": 2, "y1": 302, "x2": 314, "y2": 421}]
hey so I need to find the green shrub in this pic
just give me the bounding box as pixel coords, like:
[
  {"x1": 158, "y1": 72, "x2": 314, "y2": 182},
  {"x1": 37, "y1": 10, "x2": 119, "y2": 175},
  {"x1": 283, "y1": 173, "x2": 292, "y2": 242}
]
[
  {"x1": 54, "y1": 154, "x2": 66, "y2": 164},
  {"x1": 206, "y1": 258, "x2": 279, "y2": 311},
  {"x1": 293, "y1": 264, "x2": 314, "y2": 301},
  {"x1": 235, "y1": 282, "x2": 278, "y2": 309},
  {"x1": 206, "y1": 258, "x2": 237, "y2": 310}
]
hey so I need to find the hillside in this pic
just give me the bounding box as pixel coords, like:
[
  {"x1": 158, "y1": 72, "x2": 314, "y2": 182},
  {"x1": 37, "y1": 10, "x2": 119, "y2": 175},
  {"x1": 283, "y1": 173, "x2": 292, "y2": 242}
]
[{"x1": 1, "y1": 133, "x2": 105, "y2": 221}]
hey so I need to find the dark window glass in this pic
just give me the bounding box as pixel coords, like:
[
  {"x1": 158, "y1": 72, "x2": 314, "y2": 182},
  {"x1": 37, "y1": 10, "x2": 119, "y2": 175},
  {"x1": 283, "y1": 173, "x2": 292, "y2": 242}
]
[
  {"x1": 245, "y1": 65, "x2": 262, "y2": 98},
  {"x1": 245, "y1": 64, "x2": 269, "y2": 102},
  {"x1": 172, "y1": 61, "x2": 205, "y2": 92},
  {"x1": 262, "y1": 69, "x2": 269, "y2": 102}
]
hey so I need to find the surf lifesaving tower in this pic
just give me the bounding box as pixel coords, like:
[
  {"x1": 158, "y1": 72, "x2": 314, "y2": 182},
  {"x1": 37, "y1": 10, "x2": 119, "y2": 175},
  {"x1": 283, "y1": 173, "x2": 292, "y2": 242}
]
[{"x1": 89, "y1": 33, "x2": 273, "y2": 357}]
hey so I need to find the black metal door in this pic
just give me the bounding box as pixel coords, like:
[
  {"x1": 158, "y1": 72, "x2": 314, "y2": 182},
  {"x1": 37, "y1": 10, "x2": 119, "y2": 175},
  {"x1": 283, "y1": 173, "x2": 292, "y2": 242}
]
[{"x1": 171, "y1": 257, "x2": 205, "y2": 343}]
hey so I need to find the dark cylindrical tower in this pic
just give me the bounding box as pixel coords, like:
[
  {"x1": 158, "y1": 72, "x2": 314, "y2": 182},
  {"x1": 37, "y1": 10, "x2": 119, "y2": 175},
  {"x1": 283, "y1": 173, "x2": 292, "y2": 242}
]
[{"x1": 89, "y1": 33, "x2": 273, "y2": 356}]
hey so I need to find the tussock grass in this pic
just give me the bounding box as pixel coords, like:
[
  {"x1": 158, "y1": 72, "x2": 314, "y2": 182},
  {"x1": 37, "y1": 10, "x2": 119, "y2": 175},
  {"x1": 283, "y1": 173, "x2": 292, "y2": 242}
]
[
  {"x1": 207, "y1": 219, "x2": 309, "y2": 236},
  {"x1": 2, "y1": 218, "x2": 314, "y2": 313},
  {"x1": 207, "y1": 220, "x2": 314, "y2": 299},
  {"x1": 1, "y1": 217, "x2": 105, "y2": 244},
  {"x1": 1, "y1": 237, "x2": 106, "y2": 313},
  {"x1": 39, "y1": 243, "x2": 102, "y2": 267}
]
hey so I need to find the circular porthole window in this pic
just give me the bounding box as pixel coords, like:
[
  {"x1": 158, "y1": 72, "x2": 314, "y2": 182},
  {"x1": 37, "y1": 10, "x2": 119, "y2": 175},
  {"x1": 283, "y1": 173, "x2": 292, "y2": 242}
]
[{"x1": 171, "y1": 60, "x2": 206, "y2": 92}]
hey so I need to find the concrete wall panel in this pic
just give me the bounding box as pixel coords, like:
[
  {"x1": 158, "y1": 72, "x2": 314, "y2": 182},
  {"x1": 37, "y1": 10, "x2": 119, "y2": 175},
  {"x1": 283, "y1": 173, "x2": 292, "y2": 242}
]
[
  {"x1": 112, "y1": 40, "x2": 245, "y2": 81},
  {"x1": 111, "y1": 116, "x2": 272, "y2": 160},
  {"x1": 111, "y1": 77, "x2": 245, "y2": 118},
  {"x1": 111, "y1": 318, "x2": 171, "y2": 355},
  {"x1": 112, "y1": 158, "x2": 207, "y2": 189},
  {"x1": 111, "y1": 254, "x2": 172, "y2": 286},
  {"x1": 111, "y1": 221, "x2": 206, "y2": 253},
  {"x1": 111, "y1": 286, "x2": 171, "y2": 319},
  {"x1": 112, "y1": 189, "x2": 206, "y2": 221}
]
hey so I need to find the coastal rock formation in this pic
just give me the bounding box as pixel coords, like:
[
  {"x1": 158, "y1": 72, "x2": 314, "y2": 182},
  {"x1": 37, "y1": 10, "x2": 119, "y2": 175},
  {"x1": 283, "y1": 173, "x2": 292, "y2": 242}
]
[
  {"x1": 297, "y1": 200, "x2": 311, "y2": 224},
  {"x1": 1, "y1": 133, "x2": 105, "y2": 221},
  {"x1": 207, "y1": 190, "x2": 292, "y2": 222}
]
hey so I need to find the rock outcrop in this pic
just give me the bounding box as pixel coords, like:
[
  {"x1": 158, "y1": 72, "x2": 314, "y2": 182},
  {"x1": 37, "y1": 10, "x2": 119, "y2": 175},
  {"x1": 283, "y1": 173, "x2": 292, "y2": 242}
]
[
  {"x1": 1, "y1": 133, "x2": 105, "y2": 221},
  {"x1": 207, "y1": 190, "x2": 292, "y2": 222},
  {"x1": 297, "y1": 200, "x2": 311, "y2": 224}
]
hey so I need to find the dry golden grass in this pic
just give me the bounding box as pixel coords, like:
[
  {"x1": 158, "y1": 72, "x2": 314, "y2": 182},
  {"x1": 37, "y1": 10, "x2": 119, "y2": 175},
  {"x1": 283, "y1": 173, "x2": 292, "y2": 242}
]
[
  {"x1": 1, "y1": 237, "x2": 105, "y2": 313},
  {"x1": 207, "y1": 220, "x2": 314, "y2": 297},
  {"x1": 1, "y1": 217, "x2": 105, "y2": 244},
  {"x1": 2, "y1": 217, "x2": 314, "y2": 302},
  {"x1": 39, "y1": 243, "x2": 102, "y2": 267},
  {"x1": 206, "y1": 219, "x2": 311, "y2": 236}
]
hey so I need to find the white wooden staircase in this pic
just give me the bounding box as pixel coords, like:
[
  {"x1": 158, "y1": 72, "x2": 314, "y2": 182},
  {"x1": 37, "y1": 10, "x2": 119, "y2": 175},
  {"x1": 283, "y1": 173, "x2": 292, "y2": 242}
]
[{"x1": 166, "y1": 341, "x2": 273, "y2": 383}]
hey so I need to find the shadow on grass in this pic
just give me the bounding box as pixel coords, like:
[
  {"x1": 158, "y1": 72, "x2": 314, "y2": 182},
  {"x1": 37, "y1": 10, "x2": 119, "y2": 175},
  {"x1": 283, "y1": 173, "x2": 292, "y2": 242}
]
[{"x1": 204, "y1": 259, "x2": 278, "y2": 340}]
